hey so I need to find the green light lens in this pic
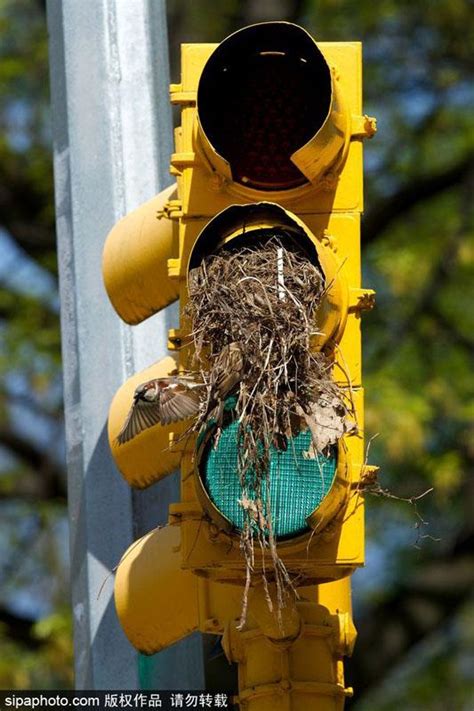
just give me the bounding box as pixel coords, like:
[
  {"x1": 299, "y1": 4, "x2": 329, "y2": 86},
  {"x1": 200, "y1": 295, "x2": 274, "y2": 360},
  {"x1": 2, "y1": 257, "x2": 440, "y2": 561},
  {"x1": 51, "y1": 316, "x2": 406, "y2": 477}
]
[{"x1": 201, "y1": 419, "x2": 337, "y2": 539}]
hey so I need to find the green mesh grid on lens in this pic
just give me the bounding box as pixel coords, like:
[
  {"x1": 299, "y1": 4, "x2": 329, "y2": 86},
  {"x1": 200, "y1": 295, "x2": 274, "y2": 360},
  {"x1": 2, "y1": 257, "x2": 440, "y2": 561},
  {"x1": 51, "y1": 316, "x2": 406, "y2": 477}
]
[{"x1": 201, "y1": 419, "x2": 337, "y2": 539}]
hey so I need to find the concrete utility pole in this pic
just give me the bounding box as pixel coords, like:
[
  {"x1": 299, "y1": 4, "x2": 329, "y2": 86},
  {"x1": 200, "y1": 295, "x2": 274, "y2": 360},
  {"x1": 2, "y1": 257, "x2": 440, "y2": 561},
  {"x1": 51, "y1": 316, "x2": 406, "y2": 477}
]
[{"x1": 47, "y1": 0, "x2": 205, "y2": 689}]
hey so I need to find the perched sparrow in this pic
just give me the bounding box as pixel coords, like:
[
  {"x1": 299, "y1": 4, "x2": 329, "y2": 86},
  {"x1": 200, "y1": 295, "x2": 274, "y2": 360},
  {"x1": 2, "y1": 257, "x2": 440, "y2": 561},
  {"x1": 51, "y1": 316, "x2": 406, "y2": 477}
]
[{"x1": 116, "y1": 375, "x2": 203, "y2": 445}]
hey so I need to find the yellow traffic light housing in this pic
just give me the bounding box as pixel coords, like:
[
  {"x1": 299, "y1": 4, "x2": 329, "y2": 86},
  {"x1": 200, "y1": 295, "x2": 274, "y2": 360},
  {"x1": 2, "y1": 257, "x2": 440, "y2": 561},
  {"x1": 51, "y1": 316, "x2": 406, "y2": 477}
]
[
  {"x1": 195, "y1": 22, "x2": 350, "y2": 191},
  {"x1": 103, "y1": 20, "x2": 376, "y2": 704}
]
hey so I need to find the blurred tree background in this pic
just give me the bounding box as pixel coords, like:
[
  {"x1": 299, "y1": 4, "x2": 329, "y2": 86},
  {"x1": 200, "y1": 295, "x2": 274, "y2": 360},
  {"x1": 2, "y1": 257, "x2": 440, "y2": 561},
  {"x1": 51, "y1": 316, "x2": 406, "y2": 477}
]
[{"x1": 0, "y1": 0, "x2": 472, "y2": 707}]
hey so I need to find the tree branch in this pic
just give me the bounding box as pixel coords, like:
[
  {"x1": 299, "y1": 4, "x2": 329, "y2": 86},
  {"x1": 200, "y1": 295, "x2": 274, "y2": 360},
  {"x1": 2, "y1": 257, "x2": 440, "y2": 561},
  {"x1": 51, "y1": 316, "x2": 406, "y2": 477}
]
[
  {"x1": 0, "y1": 606, "x2": 44, "y2": 649},
  {"x1": 363, "y1": 153, "x2": 474, "y2": 247},
  {"x1": 0, "y1": 160, "x2": 57, "y2": 272},
  {"x1": 0, "y1": 426, "x2": 66, "y2": 501},
  {"x1": 346, "y1": 528, "x2": 474, "y2": 704},
  {"x1": 426, "y1": 303, "x2": 474, "y2": 352},
  {"x1": 369, "y1": 165, "x2": 472, "y2": 363}
]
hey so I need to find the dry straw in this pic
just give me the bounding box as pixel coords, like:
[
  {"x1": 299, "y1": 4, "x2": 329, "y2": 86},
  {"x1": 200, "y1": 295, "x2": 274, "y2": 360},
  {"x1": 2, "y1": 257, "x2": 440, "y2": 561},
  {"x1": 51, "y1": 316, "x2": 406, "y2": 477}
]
[{"x1": 186, "y1": 231, "x2": 355, "y2": 623}]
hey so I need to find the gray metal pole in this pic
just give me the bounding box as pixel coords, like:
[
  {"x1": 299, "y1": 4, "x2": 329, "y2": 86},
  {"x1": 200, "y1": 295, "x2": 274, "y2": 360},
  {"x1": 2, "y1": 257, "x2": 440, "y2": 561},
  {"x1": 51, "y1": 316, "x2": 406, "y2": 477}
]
[{"x1": 47, "y1": 0, "x2": 204, "y2": 690}]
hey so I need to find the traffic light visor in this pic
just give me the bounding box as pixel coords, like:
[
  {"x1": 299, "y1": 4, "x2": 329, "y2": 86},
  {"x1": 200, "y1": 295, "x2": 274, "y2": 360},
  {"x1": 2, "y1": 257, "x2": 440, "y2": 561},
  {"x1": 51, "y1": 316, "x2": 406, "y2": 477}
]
[
  {"x1": 197, "y1": 22, "x2": 335, "y2": 190},
  {"x1": 188, "y1": 203, "x2": 349, "y2": 350}
]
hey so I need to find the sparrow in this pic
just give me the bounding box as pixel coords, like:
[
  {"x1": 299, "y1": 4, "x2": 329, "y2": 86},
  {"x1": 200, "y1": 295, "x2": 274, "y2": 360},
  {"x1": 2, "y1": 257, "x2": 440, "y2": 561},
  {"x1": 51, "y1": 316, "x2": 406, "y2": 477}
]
[
  {"x1": 116, "y1": 342, "x2": 245, "y2": 445},
  {"x1": 116, "y1": 375, "x2": 204, "y2": 445}
]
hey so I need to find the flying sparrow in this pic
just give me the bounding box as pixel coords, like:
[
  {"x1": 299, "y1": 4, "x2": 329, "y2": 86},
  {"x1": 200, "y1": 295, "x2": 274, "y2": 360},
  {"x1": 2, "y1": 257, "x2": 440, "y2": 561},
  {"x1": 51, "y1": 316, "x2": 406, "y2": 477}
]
[
  {"x1": 116, "y1": 342, "x2": 245, "y2": 445},
  {"x1": 116, "y1": 375, "x2": 204, "y2": 445}
]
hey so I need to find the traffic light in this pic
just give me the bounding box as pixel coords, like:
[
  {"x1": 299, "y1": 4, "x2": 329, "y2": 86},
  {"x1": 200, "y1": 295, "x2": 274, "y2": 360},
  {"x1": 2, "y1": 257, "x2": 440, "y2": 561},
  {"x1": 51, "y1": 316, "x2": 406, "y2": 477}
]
[{"x1": 103, "y1": 21, "x2": 375, "y2": 705}]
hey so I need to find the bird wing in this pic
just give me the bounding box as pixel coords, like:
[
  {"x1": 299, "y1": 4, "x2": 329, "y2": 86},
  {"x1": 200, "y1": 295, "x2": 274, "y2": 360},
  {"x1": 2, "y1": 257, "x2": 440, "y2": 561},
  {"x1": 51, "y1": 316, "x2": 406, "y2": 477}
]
[
  {"x1": 116, "y1": 383, "x2": 202, "y2": 445},
  {"x1": 159, "y1": 384, "x2": 201, "y2": 425},
  {"x1": 116, "y1": 400, "x2": 163, "y2": 445}
]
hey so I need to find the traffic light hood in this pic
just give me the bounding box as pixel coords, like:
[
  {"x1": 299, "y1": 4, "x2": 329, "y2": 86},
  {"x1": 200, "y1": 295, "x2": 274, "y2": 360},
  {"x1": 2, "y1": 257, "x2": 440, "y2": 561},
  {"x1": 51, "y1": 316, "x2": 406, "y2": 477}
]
[
  {"x1": 197, "y1": 21, "x2": 350, "y2": 192},
  {"x1": 102, "y1": 183, "x2": 178, "y2": 325},
  {"x1": 188, "y1": 202, "x2": 349, "y2": 350}
]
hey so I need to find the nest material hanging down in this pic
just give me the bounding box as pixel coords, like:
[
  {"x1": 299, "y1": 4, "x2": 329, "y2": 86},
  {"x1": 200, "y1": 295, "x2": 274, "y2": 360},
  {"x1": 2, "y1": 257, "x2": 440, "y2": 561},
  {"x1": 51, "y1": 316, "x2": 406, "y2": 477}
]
[{"x1": 186, "y1": 231, "x2": 355, "y2": 619}]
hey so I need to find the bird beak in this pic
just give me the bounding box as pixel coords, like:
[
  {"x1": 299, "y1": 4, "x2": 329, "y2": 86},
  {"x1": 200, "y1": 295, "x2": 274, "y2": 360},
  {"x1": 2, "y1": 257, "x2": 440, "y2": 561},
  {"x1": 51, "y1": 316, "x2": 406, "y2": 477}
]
[{"x1": 133, "y1": 386, "x2": 145, "y2": 401}]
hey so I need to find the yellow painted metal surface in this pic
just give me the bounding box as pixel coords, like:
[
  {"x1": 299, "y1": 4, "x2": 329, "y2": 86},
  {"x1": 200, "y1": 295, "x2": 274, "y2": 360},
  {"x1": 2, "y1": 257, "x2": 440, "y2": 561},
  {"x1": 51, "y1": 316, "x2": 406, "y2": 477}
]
[
  {"x1": 115, "y1": 527, "x2": 355, "y2": 707},
  {"x1": 115, "y1": 525, "x2": 199, "y2": 654},
  {"x1": 115, "y1": 525, "x2": 356, "y2": 706},
  {"x1": 108, "y1": 355, "x2": 184, "y2": 488},
  {"x1": 172, "y1": 373, "x2": 365, "y2": 587},
  {"x1": 222, "y1": 584, "x2": 354, "y2": 710},
  {"x1": 291, "y1": 71, "x2": 350, "y2": 188},
  {"x1": 104, "y1": 23, "x2": 375, "y2": 707},
  {"x1": 104, "y1": 20, "x2": 371, "y2": 575},
  {"x1": 195, "y1": 23, "x2": 350, "y2": 191},
  {"x1": 102, "y1": 183, "x2": 178, "y2": 325},
  {"x1": 170, "y1": 40, "x2": 364, "y2": 216},
  {"x1": 174, "y1": 390, "x2": 364, "y2": 584},
  {"x1": 115, "y1": 523, "x2": 247, "y2": 653},
  {"x1": 177, "y1": 464, "x2": 361, "y2": 586},
  {"x1": 164, "y1": 27, "x2": 370, "y2": 579},
  {"x1": 316, "y1": 578, "x2": 357, "y2": 658}
]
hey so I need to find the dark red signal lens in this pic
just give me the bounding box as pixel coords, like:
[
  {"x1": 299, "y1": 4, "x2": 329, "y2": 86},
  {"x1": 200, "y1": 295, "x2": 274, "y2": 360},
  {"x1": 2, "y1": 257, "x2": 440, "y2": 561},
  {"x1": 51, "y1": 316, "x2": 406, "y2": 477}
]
[{"x1": 198, "y1": 23, "x2": 332, "y2": 191}]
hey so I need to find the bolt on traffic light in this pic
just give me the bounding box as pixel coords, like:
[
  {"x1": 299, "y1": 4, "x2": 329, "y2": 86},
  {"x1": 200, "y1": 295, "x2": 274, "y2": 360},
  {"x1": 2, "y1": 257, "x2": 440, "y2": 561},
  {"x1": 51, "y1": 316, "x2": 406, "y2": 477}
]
[{"x1": 103, "y1": 20, "x2": 376, "y2": 706}]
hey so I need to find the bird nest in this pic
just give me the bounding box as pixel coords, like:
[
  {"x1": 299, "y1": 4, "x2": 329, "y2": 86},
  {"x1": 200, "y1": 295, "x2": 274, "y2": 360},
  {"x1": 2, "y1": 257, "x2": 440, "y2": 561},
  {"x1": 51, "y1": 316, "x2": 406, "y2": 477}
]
[{"x1": 186, "y1": 230, "x2": 354, "y2": 622}]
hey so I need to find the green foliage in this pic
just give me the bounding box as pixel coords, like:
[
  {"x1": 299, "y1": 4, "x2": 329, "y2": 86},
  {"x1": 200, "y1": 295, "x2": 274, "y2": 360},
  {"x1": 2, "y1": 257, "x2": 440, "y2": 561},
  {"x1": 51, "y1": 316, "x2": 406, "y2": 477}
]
[
  {"x1": 0, "y1": 610, "x2": 73, "y2": 690},
  {"x1": 0, "y1": 0, "x2": 67, "y2": 690},
  {"x1": 354, "y1": 601, "x2": 474, "y2": 711}
]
